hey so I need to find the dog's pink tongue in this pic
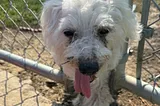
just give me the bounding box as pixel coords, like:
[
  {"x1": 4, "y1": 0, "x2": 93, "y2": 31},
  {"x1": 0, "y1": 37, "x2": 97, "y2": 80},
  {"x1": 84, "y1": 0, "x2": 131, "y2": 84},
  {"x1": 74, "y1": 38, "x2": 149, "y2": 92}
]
[{"x1": 74, "y1": 69, "x2": 91, "y2": 98}]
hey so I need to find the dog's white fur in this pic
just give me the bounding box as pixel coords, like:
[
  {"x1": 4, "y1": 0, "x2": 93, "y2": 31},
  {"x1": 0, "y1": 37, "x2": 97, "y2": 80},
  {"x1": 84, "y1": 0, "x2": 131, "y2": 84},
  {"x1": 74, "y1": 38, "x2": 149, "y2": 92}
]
[{"x1": 41, "y1": 0, "x2": 142, "y2": 106}]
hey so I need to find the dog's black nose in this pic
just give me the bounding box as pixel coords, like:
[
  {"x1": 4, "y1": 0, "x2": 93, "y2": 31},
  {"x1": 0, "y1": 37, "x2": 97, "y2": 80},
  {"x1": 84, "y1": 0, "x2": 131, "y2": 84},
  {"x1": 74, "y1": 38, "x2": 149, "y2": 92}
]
[{"x1": 78, "y1": 59, "x2": 99, "y2": 75}]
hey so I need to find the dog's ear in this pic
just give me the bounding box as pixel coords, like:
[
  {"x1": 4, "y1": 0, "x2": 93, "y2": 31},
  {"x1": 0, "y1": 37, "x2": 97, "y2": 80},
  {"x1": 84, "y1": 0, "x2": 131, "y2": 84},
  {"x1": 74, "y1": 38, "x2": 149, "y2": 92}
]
[
  {"x1": 41, "y1": 0, "x2": 62, "y2": 31},
  {"x1": 112, "y1": 1, "x2": 142, "y2": 41},
  {"x1": 41, "y1": 0, "x2": 62, "y2": 30},
  {"x1": 120, "y1": 6, "x2": 142, "y2": 41},
  {"x1": 41, "y1": 0, "x2": 62, "y2": 49}
]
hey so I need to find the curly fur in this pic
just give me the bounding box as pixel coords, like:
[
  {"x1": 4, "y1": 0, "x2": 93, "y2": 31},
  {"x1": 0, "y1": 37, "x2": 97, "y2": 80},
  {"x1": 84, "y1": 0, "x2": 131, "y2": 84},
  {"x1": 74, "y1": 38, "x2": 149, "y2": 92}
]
[{"x1": 41, "y1": 0, "x2": 142, "y2": 106}]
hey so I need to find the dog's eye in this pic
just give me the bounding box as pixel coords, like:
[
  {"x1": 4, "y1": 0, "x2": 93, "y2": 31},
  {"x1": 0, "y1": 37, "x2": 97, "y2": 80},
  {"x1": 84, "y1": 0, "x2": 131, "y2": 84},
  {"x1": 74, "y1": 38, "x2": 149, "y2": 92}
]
[
  {"x1": 98, "y1": 28, "x2": 109, "y2": 35},
  {"x1": 64, "y1": 30, "x2": 75, "y2": 38}
]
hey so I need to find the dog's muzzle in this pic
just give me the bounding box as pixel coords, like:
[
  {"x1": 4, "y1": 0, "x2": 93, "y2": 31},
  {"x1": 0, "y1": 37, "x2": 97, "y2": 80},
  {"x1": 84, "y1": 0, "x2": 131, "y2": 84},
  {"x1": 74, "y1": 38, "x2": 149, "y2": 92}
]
[{"x1": 78, "y1": 58, "x2": 99, "y2": 76}]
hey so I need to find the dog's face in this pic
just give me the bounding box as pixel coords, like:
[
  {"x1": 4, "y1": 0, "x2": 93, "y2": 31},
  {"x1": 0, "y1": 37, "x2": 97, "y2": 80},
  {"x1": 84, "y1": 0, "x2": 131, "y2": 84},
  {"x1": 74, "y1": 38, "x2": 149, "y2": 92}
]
[{"x1": 41, "y1": 0, "x2": 141, "y2": 98}]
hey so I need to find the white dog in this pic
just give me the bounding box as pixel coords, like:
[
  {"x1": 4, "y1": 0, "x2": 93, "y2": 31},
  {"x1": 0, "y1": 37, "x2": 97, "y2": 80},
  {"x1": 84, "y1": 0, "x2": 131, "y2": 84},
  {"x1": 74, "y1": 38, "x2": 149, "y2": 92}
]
[{"x1": 41, "y1": 0, "x2": 142, "y2": 105}]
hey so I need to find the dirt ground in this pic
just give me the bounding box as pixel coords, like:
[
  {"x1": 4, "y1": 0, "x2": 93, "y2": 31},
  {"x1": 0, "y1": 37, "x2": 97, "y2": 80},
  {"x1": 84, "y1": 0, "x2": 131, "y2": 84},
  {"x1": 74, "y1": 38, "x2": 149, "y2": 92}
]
[{"x1": 0, "y1": 2, "x2": 160, "y2": 106}]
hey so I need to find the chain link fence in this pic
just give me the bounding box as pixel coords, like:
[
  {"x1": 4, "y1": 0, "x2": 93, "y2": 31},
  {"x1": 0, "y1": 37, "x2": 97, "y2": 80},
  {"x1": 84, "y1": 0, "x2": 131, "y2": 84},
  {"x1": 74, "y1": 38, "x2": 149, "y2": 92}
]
[
  {"x1": 137, "y1": 0, "x2": 160, "y2": 88},
  {"x1": 0, "y1": 0, "x2": 56, "y2": 105},
  {"x1": 0, "y1": 0, "x2": 160, "y2": 106}
]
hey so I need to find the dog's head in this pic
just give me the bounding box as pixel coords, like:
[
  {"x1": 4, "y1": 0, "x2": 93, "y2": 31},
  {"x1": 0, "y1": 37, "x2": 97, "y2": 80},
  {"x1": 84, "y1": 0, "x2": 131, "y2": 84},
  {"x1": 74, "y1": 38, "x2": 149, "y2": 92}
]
[{"x1": 41, "y1": 0, "x2": 142, "y2": 98}]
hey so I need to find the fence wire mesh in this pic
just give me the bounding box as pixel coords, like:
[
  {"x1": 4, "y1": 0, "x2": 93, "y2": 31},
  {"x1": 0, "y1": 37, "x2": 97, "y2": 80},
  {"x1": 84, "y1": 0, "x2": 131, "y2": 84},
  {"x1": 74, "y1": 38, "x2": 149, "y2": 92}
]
[
  {"x1": 0, "y1": 0, "x2": 55, "y2": 67},
  {"x1": 0, "y1": 68, "x2": 53, "y2": 106},
  {"x1": 0, "y1": 0, "x2": 160, "y2": 106},
  {"x1": 139, "y1": 0, "x2": 160, "y2": 88},
  {"x1": 0, "y1": 0, "x2": 60, "y2": 106}
]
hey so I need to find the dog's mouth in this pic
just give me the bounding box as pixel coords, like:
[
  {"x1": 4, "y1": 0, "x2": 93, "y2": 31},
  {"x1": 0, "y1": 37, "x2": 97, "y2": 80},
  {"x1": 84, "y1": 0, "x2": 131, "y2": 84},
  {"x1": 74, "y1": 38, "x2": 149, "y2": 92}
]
[
  {"x1": 74, "y1": 69, "x2": 97, "y2": 98},
  {"x1": 90, "y1": 74, "x2": 97, "y2": 82},
  {"x1": 61, "y1": 57, "x2": 98, "y2": 98}
]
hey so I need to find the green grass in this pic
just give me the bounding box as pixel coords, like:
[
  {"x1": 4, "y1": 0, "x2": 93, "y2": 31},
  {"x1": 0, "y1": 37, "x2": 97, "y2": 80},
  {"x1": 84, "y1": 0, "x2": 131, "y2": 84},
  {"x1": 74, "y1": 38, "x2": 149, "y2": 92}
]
[{"x1": 0, "y1": 0, "x2": 45, "y2": 28}]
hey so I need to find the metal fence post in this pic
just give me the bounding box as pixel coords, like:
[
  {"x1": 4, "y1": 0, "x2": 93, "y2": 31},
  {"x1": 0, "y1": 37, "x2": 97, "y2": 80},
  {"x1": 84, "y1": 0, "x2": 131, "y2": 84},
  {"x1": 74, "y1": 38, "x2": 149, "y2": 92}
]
[{"x1": 136, "y1": 0, "x2": 151, "y2": 79}]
